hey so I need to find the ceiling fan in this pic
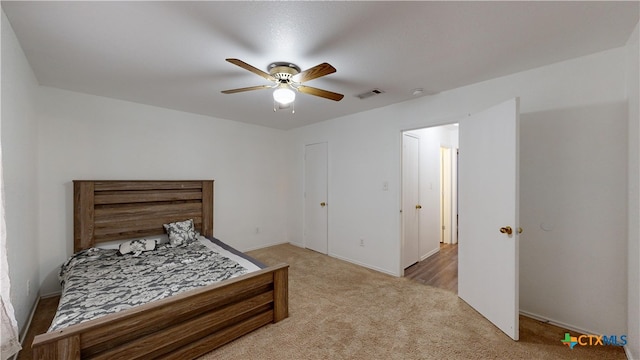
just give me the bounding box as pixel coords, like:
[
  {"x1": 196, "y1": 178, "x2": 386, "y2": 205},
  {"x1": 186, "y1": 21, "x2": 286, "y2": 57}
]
[{"x1": 221, "y1": 59, "x2": 344, "y2": 107}]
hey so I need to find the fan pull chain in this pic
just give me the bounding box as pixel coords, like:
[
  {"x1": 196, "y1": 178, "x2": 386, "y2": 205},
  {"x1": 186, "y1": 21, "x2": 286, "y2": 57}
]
[{"x1": 272, "y1": 100, "x2": 296, "y2": 114}]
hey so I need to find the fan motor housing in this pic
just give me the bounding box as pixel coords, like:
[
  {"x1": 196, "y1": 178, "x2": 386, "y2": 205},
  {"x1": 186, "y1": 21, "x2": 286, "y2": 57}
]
[{"x1": 268, "y1": 62, "x2": 300, "y2": 81}]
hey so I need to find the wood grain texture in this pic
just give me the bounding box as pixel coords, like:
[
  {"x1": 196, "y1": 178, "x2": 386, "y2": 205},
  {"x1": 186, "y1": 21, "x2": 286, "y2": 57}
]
[
  {"x1": 31, "y1": 264, "x2": 289, "y2": 359},
  {"x1": 201, "y1": 181, "x2": 214, "y2": 237},
  {"x1": 33, "y1": 180, "x2": 289, "y2": 359},
  {"x1": 73, "y1": 180, "x2": 214, "y2": 252},
  {"x1": 404, "y1": 243, "x2": 458, "y2": 293},
  {"x1": 273, "y1": 266, "x2": 289, "y2": 321},
  {"x1": 73, "y1": 182, "x2": 94, "y2": 252}
]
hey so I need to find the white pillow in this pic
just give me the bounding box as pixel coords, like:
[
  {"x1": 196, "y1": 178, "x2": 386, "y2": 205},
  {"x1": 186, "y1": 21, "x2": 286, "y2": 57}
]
[
  {"x1": 118, "y1": 239, "x2": 156, "y2": 256},
  {"x1": 96, "y1": 235, "x2": 169, "y2": 250}
]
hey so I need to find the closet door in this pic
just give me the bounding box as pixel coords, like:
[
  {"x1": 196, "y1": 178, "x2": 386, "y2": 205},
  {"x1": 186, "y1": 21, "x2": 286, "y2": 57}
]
[
  {"x1": 402, "y1": 134, "x2": 420, "y2": 269},
  {"x1": 304, "y1": 142, "x2": 328, "y2": 254}
]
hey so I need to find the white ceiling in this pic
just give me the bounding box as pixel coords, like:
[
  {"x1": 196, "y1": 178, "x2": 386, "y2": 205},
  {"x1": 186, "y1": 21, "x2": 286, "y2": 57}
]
[{"x1": 2, "y1": 1, "x2": 638, "y2": 130}]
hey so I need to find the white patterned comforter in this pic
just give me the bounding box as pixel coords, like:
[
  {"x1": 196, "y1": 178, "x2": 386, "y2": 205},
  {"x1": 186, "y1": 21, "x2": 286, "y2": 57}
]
[{"x1": 49, "y1": 237, "x2": 259, "y2": 331}]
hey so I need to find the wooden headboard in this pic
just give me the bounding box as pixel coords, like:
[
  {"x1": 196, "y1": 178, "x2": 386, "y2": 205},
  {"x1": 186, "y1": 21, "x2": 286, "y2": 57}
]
[{"x1": 73, "y1": 180, "x2": 214, "y2": 252}]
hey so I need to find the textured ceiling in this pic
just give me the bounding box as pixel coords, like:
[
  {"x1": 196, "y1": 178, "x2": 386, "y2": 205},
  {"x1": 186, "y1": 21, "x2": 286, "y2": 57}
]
[{"x1": 2, "y1": 1, "x2": 638, "y2": 130}]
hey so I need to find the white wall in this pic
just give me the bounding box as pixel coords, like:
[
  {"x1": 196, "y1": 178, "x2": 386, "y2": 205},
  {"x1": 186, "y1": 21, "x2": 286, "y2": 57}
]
[
  {"x1": 625, "y1": 21, "x2": 639, "y2": 360},
  {"x1": 1, "y1": 11, "x2": 41, "y2": 332},
  {"x1": 36, "y1": 87, "x2": 289, "y2": 294},
  {"x1": 286, "y1": 46, "x2": 629, "y2": 335},
  {"x1": 519, "y1": 103, "x2": 627, "y2": 335},
  {"x1": 286, "y1": 114, "x2": 401, "y2": 274}
]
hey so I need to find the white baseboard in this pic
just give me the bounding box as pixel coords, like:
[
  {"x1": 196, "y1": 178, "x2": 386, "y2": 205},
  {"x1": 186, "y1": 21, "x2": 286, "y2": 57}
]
[
  {"x1": 19, "y1": 295, "x2": 39, "y2": 343},
  {"x1": 519, "y1": 310, "x2": 596, "y2": 336},
  {"x1": 287, "y1": 241, "x2": 305, "y2": 249},
  {"x1": 247, "y1": 240, "x2": 400, "y2": 276},
  {"x1": 39, "y1": 290, "x2": 62, "y2": 299},
  {"x1": 240, "y1": 240, "x2": 289, "y2": 253},
  {"x1": 520, "y1": 310, "x2": 631, "y2": 358},
  {"x1": 329, "y1": 252, "x2": 399, "y2": 277},
  {"x1": 14, "y1": 294, "x2": 41, "y2": 360},
  {"x1": 420, "y1": 246, "x2": 440, "y2": 261}
]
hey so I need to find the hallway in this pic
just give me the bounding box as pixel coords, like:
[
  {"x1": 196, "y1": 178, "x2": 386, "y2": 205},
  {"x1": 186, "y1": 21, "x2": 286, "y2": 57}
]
[{"x1": 404, "y1": 243, "x2": 458, "y2": 293}]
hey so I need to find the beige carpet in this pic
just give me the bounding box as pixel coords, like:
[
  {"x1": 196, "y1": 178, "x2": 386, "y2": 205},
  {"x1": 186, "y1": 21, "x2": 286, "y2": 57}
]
[{"x1": 199, "y1": 244, "x2": 626, "y2": 360}]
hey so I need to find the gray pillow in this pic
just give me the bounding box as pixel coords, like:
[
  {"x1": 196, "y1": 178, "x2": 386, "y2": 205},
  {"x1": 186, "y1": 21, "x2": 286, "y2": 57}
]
[{"x1": 163, "y1": 219, "x2": 198, "y2": 247}]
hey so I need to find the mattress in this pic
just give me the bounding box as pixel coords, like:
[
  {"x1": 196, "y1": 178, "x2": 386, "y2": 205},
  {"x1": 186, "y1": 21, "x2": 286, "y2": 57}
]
[{"x1": 49, "y1": 236, "x2": 262, "y2": 331}]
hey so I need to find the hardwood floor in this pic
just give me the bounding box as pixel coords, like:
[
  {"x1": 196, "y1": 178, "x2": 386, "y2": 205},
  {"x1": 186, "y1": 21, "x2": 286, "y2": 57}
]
[
  {"x1": 17, "y1": 296, "x2": 59, "y2": 360},
  {"x1": 404, "y1": 243, "x2": 458, "y2": 293}
]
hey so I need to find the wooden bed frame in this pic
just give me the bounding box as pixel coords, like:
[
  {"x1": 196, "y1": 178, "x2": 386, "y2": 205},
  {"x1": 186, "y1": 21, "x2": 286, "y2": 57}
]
[{"x1": 32, "y1": 180, "x2": 289, "y2": 359}]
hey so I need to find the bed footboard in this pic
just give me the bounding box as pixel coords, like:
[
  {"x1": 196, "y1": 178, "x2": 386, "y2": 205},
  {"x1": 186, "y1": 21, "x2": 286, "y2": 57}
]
[{"x1": 32, "y1": 264, "x2": 288, "y2": 360}]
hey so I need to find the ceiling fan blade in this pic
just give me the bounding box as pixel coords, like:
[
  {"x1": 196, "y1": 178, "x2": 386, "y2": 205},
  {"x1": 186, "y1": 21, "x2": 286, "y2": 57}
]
[
  {"x1": 226, "y1": 58, "x2": 276, "y2": 81},
  {"x1": 221, "y1": 85, "x2": 272, "y2": 94},
  {"x1": 293, "y1": 63, "x2": 336, "y2": 83},
  {"x1": 297, "y1": 85, "x2": 344, "y2": 101}
]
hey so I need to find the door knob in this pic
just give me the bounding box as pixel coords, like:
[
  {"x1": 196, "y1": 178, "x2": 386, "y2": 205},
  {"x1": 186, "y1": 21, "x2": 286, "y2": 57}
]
[
  {"x1": 320, "y1": 202, "x2": 326, "y2": 207},
  {"x1": 518, "y1": 227, "x2": 523, "y2": 234},
  {"x1": 499, "y1": 226, "x2": 513, "y2": 235},
  {"x1": 415, "y1": 204, "x2": 422, "y2": 209}
]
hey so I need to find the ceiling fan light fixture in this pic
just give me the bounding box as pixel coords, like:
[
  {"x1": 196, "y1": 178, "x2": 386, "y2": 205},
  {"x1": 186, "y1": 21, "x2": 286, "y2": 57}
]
[
  {"x1": 273, "y1": 86, "x2": 296, "y2": 105},
  {"x1": 222, "y1": 58, "x2": 343, "y2": 106}
]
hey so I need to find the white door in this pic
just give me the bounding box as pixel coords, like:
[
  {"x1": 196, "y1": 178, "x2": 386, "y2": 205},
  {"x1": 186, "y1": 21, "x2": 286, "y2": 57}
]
[
  {"x1": 440, "y1": 146, "x2": 452, "y2": 244},
  {"x1": 304, "y1": 142, "x2": 328, "y2": 254},
  {"x1": 458, "y1": 98, "x2": 520, "y2": 340},
  {"x1": 402, "y1": 134, "x2": 420, "y2": 269},
  {"x1": 451, "y1": 149, "x2": 458, "y2": 245}
]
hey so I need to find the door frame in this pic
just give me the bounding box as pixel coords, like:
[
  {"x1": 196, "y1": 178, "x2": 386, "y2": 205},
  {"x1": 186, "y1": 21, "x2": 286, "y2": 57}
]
[
  {"x1": 401, "y1": 133, "x2": 421, "y2": 270},
  {"x1": 440, "y1": 145, "x2": 453, "y2": 244},
  {"x1": 439, "y1": 143, "x2": 459, "y2": 245},
  {"x1": 303, "y1": 141, "x2": 329, "y2": 254},
  {"x1": 398, "y1": 100, "x2": 519, "y2": 340},
  {"x1": 398, "y1": 121, "x2": 459, "y2": 276},
  {"x1": 452, "y1": 148, "x2": 458, "y2": 245}
]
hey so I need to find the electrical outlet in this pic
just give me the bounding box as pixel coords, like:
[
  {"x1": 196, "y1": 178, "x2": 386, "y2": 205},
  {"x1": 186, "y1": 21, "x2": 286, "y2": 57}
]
[
  {"x1": 359, "y1": 239, "x2": 365, "y2": 247},
  {"x1": 27, "y1": 280, "x2": 31, "y2": 296},
  {"x1": 255, "y1": 227, "x2": 260, "y2": 234}
]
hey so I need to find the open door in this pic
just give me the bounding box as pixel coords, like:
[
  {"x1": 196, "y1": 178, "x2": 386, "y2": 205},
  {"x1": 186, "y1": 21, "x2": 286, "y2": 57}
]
[{"x1": 458, "y1": 98, "x2": 520, "y2": 340}]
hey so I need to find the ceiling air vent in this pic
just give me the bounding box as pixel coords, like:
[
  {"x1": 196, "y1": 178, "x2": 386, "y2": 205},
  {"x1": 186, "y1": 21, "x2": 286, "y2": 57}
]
[{"x1": 356, "y1": 88, "x2": 385, "y2": 100}]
